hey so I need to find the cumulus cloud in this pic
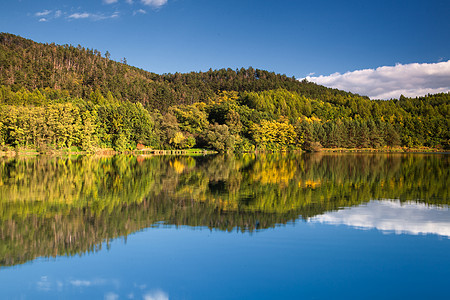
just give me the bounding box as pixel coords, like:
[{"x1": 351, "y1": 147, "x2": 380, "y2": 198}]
[
  {"x1": 141, "y1": 0, "x2": 168, "y2": 8},
  {"x1": 68, "y1": 12, "x2": 90, "y2": 19},
  {"x1": 34, "y1": 9, "x2": 64, "y2": 22},
  {"x1": 34, "y1": 9, "x2": 52, "y2": 17},
  {"x1": 133, "y1": 9, "x2": 147, "y2": 15},
  {"x1": 68, "y1": 12, "x2": 119, "y2": 21},
  {"x1": 304, "y1": 61, "x2": 450, "y2": 99},
  {"x1": 103, "y1": 0, "x2": 118, "y2": 4},
  {"x1": 126, "y1": 0, "x2": 134, "y2": 3},
  {"x1": 35, "y1": 10, "x2": 52, "y2": 17}
]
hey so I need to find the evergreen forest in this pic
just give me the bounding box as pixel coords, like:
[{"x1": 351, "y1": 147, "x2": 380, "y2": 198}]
[{"x1": 0, "y1": 33, "x2": 449, "y2": 152}]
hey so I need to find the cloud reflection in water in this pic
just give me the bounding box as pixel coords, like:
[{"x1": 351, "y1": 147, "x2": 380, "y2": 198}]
[{"x1": 309, "y1": 200, "x2": 450, "y2": 238}]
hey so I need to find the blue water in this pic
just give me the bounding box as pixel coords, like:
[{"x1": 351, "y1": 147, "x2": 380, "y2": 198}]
[{"x1": 2, "y1": 218, "x2": 449, "y2": 300}]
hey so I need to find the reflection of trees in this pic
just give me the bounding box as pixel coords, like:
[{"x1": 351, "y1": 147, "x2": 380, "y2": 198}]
[
  {"x1": 0, "y1": 153, "x2": 448, "y2": 267},
  {"x1": 181, "y1": 153, "x2": 449, "y2": 214}
]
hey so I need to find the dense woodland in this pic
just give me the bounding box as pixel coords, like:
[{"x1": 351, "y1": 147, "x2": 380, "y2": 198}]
[
  {"x1": 0, "y1": 33, "x2": 449, "y2": 152},
  {"x1": 1, "y1": 153, "x2": 448, "y2": 266}
]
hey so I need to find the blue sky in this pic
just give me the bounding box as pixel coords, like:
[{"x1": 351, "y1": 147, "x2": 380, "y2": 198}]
[{"x1": 1, "y1": 0, "x2": 449, "y2": 98}]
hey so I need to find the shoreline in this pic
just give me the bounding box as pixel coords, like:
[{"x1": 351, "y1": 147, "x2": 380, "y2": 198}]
[
  {"x1": 0, "y1": 148, "x2": 218, "y2": 157},
  {"x1": 319, "y1": 147, "x2": 447, "y2": 153},
  {"x1": 0, "y1": 146, "x2": 447, "y2": 157}
]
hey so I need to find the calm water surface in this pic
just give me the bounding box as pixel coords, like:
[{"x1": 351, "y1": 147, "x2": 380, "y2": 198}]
[{"x1": 0, "y1": 153, "x2": 449, "y2": 299}]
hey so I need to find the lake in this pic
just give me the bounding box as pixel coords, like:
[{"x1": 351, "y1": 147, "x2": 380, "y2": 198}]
[{"x1": 0, "y1": 153, "x2": 449, "y2": 299}]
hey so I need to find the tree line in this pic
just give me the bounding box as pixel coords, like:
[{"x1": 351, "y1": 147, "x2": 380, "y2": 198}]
[{"x1": 0, "y1": 86, "x2": 448, "y2": 152}]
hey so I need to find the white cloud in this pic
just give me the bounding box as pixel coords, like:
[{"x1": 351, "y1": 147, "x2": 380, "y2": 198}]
[
  {"x1": 141, "y1": 0, "x2": 168, "y2": 8},
  {"x1": 310, "y1": 200, "x2": 450, "y2": 238},
  {"x1": 103, "y1": 0, "x2": 118, "y2": 4},
  {"x1": 68, "y1": 12, "x2": 119, "y2": 21},
  {"x1": 304, "y1": 60, "x2": 450, "y2": 99},
  {"x1": 68, "y1": 12, "x2": 91, "y2": 19},
  {"x1": 34, "y1": 9, "x2": 63, "y2": 22},
  {"x1": 105, "y1": 292, "x2": 119, "y2": 300},
  {"x1": 126, "y1": 0, "x2": 134, "y2": 4},
  {"x1": 133, "y1": 9, "x2": 147, "y2": 15},
  {"x1": 70, "y1": 280, "x2": 92, "y2": 287},
  {"x1": 35, "y1": 10, "x2": 52, "y2": 17},
  {"x1": 143, "y1": 290, "x2": 169, "y2": 300}
]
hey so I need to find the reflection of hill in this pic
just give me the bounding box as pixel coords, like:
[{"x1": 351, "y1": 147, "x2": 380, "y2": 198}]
[
  {"x1": 0, "y1": 197, "x2": 302, "y2": 267},
  {"x1": 0, "y1": 153, "x2": 448, "y2": 267}
]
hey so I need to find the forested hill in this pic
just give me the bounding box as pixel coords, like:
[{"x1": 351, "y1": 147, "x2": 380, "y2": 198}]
[
  {"x1": 0, "y1": 32, "x2": 449, "y2": 152},
  {"x1": 0, "y1": 32, "x2": 364, "y2": 111}
]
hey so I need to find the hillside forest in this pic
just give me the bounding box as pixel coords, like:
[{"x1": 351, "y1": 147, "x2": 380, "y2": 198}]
[{"x1": 0, "y1": 33, "x2": 448, "y2": 152}]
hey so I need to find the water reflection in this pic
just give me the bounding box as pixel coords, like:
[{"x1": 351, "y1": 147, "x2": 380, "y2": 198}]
[
  {"x1": 0, "y1": 153, "x2": 448, "y2": 267},
  {"x1": 33, "y1": 275, "x2": 165, "y2": 300},
  {"x1": 310, "y1": 200, "x2": 450, "y2": 237}
]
